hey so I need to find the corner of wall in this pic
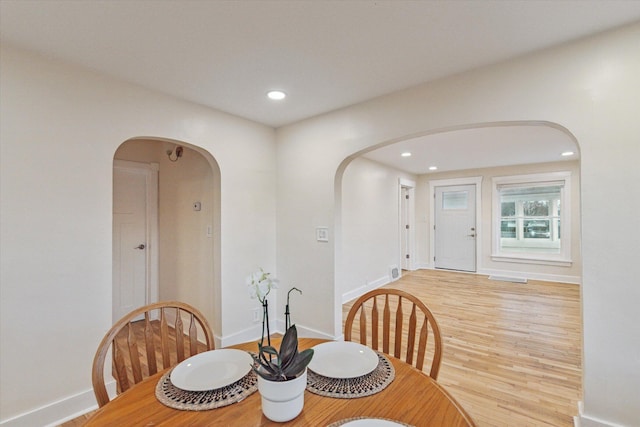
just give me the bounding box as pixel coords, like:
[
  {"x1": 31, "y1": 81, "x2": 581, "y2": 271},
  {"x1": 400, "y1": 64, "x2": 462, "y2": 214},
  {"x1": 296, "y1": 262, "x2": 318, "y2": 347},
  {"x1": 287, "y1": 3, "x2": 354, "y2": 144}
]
[
  {"x1": 575, "y1": 401, "x2": 625, "y2": 427},
  {"x1": 278, "y1": 320, "x2": 338, "y2": 340}
]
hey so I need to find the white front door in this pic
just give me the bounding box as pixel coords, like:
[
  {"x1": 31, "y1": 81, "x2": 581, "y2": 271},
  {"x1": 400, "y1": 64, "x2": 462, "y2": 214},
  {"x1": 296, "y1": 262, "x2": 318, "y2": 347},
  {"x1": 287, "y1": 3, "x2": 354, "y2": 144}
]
[
  {"x1": 434, "y1": 184, "x2": 476, "y2": 272},
  {"x1": 113, "y1": 161, "x2": 156, "y2": 321}
]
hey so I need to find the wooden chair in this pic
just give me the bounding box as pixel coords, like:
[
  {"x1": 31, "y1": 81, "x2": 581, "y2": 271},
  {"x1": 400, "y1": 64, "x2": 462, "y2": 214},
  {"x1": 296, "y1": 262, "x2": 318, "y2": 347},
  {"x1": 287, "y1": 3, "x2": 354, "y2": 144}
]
[
  {"x1": 92, "y1": 301, "x2": 214, "y2": 407},
  {"x1": 344, "y1": 288, "x2": 443, "y2": 379}
]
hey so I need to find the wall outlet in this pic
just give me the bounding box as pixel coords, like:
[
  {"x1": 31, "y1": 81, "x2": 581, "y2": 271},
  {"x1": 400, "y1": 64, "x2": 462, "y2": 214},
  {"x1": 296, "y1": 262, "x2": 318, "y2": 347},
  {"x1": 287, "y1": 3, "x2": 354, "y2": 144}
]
[{"x1": 252, "y1": 308, "x2": 261, "y2": 323}]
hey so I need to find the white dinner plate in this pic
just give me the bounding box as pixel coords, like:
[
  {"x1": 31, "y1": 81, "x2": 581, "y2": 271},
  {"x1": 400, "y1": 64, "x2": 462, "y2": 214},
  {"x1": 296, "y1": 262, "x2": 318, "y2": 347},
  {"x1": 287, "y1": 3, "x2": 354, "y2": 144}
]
[
  {"x1": 170, "y1": 349, "x2": 253, "y2": 391},
  {"x1": 308, "y1": 341, "x2": 378, "y2": 379},
  {"x1": 341, "y1": 418, "x2": 406, "y2": 426}
]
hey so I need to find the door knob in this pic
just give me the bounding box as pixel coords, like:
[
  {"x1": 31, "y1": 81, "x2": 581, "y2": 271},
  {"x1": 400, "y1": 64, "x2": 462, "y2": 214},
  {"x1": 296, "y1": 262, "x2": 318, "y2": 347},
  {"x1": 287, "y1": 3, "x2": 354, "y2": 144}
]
[
  {"x1": 467, "y1": 234, "x2": 475, "y2": 238},
  {"x1": 134, "y1": 244, "x2": 146, "y2": 250}
]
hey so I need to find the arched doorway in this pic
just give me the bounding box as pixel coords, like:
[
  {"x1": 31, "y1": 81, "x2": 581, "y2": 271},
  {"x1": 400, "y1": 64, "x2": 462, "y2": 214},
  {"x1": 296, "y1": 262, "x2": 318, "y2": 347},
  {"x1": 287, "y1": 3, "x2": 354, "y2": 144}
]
[
  {"x1": 112, "y1": 137, "x2": 221, "y2": 336},
  {"x1": 335, "y1": 121, "x2": 581, "y2": 304}
]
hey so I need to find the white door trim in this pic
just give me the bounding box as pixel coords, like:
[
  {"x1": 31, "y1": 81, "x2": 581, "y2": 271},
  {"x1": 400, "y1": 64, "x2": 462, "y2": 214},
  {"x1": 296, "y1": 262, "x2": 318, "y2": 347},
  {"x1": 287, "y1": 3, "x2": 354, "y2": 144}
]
[
  {"x1": 113, "y1": 160, "x2": 159, "y2": 316},
  {"x1": 429, "y1": 176, "x2": 482, "y2": 270}
]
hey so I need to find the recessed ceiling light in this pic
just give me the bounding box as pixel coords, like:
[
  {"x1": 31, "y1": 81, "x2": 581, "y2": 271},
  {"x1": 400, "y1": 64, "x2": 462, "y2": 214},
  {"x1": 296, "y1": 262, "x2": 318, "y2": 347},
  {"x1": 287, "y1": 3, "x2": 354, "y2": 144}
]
[
  {"x1": 561, "y1": 151, "x2": 575, "y2": 156},
  {"x1": 428, "y1": 166, "x2": 438, "y2": 171},
  {"x1": 401, "y1": 152, "x2": 412, "y2": 157},
  {"x1": 267, "y1": 90, "x2": 286, "y2": 100}
]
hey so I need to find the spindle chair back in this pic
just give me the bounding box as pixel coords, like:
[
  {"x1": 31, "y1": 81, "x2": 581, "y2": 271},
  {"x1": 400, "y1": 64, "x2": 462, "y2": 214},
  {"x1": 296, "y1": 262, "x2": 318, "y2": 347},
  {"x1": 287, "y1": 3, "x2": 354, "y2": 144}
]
[
  {"x1": 92, "y1": 301, "x2": 214, "y2": 407},
  {"x1": 344, "y1": 288, "x2": 443, "y2": 379}
]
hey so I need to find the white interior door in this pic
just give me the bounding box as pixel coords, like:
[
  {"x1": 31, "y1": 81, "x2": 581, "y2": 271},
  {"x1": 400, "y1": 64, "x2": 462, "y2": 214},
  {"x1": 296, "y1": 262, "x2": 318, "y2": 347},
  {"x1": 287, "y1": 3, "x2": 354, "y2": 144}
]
[
  {"x1": 113, "y1": 162, "x2": 155, "y2": 321},
  {"x1": 434, "y1": 184, "x2": 476, "y2": 272},
  {"x1": 401, "y1": 186, "x2": 410, "y2": 270}
]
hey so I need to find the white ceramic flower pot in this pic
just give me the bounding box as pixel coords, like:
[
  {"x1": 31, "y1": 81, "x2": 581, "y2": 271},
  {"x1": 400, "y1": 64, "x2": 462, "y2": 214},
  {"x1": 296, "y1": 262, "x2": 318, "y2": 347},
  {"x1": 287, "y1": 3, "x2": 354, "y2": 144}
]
[{"x1": 257, "y1": 369, "x2": 307, "y2": 422}]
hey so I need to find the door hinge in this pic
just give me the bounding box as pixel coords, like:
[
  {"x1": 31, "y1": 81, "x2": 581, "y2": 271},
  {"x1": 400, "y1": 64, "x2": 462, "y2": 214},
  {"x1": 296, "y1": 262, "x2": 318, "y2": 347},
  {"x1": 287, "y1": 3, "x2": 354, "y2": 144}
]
[
  {"x1": 406, "y1": 254, "x2": 410, "y2": 259},
  {"x1": 405, "y1": 194, "x2": 409, "y2": 200},
  {"x1": 405, "y1": 224, "x2": 409, "y2": 229}
]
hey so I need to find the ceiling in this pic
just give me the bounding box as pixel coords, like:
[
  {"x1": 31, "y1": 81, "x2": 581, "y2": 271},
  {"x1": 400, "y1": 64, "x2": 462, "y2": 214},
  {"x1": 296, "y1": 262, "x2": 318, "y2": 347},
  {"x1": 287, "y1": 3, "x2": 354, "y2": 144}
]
[
  {"x1": 362, "y1": 123, "x2": 578, "y2": 175},
  {"x1": 2, "y1": 1, "x2": 638, "y2": 173}
]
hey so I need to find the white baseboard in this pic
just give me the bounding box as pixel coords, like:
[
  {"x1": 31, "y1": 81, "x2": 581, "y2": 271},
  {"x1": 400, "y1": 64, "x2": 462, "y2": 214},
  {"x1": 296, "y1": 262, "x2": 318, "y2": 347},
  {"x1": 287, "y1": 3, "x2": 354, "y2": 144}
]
[
  {"x1": 218, "y1": 322, "x2": 270, "y2": 348},
  {"x1": 275, "y1": 320, "x2": 338, "y2": 340},
  {"x1": 0, "y1": 380, "x2": 115, "y2": 427},
  {"x1": 341, "y1": 275, "x2": 390, "y2": 304},
  {"x1": 574, "y1": 401, "x2": 625, "y2": 427},
  {"x1": 488, "y1": 275, "x2": 528, "y2": 284},
  {"x1": 413, "y1": 264, "x2": 580, "y2": 285},
  {"x1": 219, "y1": 320, "x2": 337, "y2": 349},
  {"x1": 478, "y1": 268, "x2": 581, "y2": 285}
]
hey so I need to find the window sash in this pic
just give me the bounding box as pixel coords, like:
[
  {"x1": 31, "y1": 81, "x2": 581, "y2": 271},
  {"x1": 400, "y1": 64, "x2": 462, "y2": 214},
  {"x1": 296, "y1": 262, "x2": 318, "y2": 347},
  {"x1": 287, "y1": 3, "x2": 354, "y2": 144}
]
[{"x1": 492, "y1": 172, "x2": 571, "y2": 265}]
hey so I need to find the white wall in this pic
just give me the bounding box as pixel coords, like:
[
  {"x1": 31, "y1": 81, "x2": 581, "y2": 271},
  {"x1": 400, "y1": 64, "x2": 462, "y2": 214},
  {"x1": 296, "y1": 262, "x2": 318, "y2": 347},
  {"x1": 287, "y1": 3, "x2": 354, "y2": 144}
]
[
  {"x1": 0, "y1": 45, "x2": 276, "y2": 424},
  {"x1": 341, "y1": 157, "x2": 416, "y2": 302},
  {"x1": 156, "y1": 145, "x2": 217, "y2": 324},
  {"x1": 276, "y1": 24, "x2": 640, "y2": 426},
  {"x1": 415, "y1": 160, "x2": 582, "y2": 283}
]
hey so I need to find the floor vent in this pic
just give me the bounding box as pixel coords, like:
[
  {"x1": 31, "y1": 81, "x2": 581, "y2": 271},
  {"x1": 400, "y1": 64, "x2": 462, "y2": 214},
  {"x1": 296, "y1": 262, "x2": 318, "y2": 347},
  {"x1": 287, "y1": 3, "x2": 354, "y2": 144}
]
[
  {"x1": 489, "y1": 275, "x2": 528, "y2": 284},
  {"x1": 390, "y1": 265, "x2": 400, "y2": 280}
]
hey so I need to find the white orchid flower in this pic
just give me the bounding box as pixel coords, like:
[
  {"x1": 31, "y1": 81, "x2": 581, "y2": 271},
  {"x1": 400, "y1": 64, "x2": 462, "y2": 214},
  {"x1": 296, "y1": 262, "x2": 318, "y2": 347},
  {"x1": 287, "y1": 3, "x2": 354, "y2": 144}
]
[{"x1": 247, "y1": 268, "x2": 278, "y2": 303}]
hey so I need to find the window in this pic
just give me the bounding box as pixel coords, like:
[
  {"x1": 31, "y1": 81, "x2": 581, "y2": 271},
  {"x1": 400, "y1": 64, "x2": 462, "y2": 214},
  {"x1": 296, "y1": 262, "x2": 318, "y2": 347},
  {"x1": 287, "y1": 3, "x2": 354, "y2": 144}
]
[
  {"x1": 442, "y1": 190, "x2": 468, "y2": 210},
  {"x1": 492, "y1": 172, "x2": 571, "y2": 265}
]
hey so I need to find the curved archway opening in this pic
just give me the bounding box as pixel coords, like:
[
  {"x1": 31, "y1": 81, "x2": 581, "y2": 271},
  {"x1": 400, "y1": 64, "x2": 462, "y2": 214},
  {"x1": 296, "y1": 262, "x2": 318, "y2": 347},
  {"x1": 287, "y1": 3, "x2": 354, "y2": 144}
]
[
  {"x1": 112, "y1": 137, "x2": 221, "y2": 338},
  {"x1": 333, "y1": 119, "x2": 583, "y2": 424},
  {"x1": 335, "y1": 120, "x2": 581, "y2": 312}
]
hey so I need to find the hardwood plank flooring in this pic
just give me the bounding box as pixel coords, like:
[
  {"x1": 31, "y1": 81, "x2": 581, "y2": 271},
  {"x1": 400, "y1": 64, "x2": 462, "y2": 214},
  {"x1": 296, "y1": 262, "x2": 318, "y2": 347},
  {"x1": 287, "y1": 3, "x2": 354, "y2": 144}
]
[
  {"x1": 62, "y1": 269, "x2": 581, "y2": 426},
  {"x1": 342, "y1": 269, "x2": 582, "y2": 427}
]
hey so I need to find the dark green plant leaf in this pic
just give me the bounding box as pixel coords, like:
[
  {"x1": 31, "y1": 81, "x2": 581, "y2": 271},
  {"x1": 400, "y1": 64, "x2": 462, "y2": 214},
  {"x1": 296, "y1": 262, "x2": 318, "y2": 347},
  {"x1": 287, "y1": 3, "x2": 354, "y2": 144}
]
[
  {"x1": 259, "y1": 345, "x2": 281, "y2": 368},
  {"x1": 252, "y1": 324, "x2": 314, "y2": 381},
  {"x1": 283, "y1": 348, "x2": 314, "y2": 379},
  {"x1": 258, "y1": 351, "x2": 270, "y2": 366},
  {"x1": 280, "y1": 351, "x2": 297, "y2": 372},
  {"x1": 278, "y1": 325, "x2": 299, "y2": 367},
  {"x1": 260, "y1": 346, "x2": 279, "y2": 356},
  {"x1": 252, "y1": 354, "x2": 278, "y2": 375},
  {"x1": 253, "y1": 365, "x2": 277, "y2": 380},
  {"x1": 254, "y1": 363, "x2": 275, "y2": 376}
]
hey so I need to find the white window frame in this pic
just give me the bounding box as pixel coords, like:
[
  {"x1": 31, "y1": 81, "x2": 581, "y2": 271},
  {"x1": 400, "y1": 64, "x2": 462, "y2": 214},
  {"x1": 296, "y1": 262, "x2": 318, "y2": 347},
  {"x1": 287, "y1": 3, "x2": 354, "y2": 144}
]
[{"x1": 491, "y1": 172, "x2": 572, "y2": 266}]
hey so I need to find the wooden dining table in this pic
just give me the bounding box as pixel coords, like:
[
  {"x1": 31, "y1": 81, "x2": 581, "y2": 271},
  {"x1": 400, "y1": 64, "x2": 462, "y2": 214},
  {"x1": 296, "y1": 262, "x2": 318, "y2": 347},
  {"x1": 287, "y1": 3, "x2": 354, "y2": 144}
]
[{"x1": 85, "y1": 338, "x2": 476, "y2": 426}]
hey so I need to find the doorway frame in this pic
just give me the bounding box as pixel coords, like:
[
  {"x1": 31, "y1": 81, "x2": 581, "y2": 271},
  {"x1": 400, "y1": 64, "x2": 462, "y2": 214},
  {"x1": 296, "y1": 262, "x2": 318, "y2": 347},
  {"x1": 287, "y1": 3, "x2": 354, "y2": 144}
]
[
  {"x1": 399, "y1": 178, "x2": 416, "y2": 272},
  {"x1": 113, "y1": 160, "x2": 159, "y2": 320},
  {"x1": 429, "y1": 176, "x2": 482, "y2": 271}
]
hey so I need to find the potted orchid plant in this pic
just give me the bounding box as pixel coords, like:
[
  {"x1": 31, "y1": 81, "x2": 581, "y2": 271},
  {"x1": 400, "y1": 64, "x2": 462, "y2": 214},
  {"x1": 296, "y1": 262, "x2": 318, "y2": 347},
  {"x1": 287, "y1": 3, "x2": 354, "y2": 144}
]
[{"x1": 246, "y1": 269, "x2": 313, "y2": 422}]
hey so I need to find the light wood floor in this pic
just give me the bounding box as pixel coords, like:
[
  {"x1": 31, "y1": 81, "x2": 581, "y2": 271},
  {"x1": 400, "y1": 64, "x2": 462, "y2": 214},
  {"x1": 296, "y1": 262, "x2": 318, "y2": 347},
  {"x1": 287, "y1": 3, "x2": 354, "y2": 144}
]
[
  {"x1": 62, "y1": 269, "x2": 581, "y2": 426},
  {"x1": 343, "y1": 269, "x2": 582, "y2": 427}
]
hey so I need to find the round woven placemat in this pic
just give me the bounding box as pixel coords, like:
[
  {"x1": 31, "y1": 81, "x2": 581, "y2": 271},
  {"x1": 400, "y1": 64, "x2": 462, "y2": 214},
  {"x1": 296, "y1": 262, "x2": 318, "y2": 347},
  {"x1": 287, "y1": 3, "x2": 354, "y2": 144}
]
[
  {"x1": 155, "y1": 369, "x2": 258, "y2": 411},
  {"x1": 306, "y1": 352, "x2": 395, "y2": 399},
  {"x1": 327, "y1": 417, "x2": 413, "y2": 427}
]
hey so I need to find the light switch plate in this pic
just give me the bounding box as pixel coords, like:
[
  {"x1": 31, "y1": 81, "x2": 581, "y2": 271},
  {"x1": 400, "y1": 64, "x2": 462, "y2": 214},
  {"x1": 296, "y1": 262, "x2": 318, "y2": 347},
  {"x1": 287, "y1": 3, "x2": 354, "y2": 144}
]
[{"x1": 316, "y1": 226, "x2": 329, "y2": 242}]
